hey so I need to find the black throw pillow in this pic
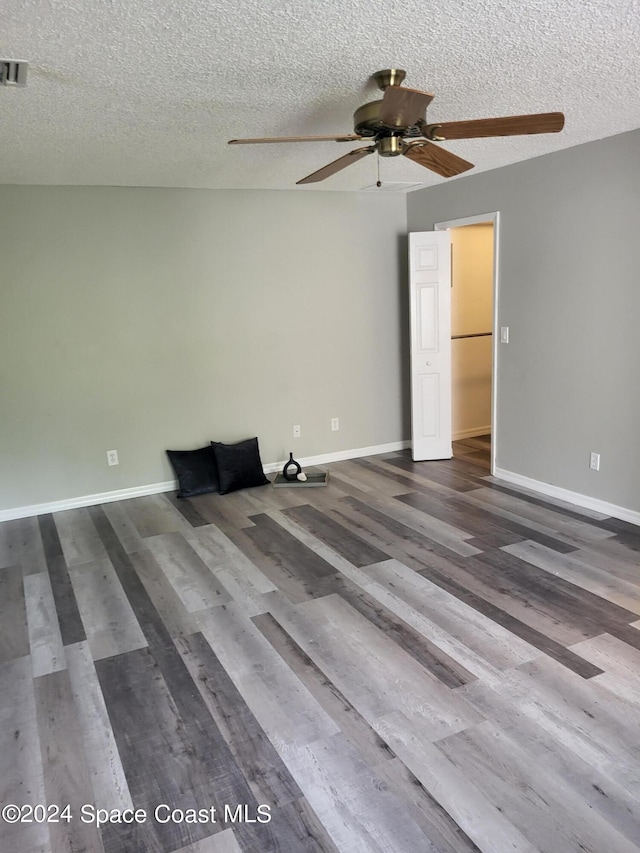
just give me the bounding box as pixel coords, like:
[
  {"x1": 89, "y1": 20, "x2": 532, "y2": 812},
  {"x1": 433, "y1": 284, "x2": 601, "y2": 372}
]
[
  {"x1": 211, "y1": 437, "x2": 270, "y2": 495},
  {"x1": 166, "y1": 446, "x2": 220, "y2": 498}
]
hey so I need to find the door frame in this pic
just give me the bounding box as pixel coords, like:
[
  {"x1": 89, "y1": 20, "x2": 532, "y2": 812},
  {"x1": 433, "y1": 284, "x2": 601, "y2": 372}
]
[{"x1": 434, "y1": 211, "x2": 500, "y2": 475}]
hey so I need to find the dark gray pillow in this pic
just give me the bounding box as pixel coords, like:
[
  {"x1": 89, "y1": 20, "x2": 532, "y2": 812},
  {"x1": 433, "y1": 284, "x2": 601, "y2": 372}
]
[
  {"x1": 211, "y1": 437, "x2": 269, "y2": 495},
  {"x1": 166, "y1": 446, "x2": 220, "y2": 498}
]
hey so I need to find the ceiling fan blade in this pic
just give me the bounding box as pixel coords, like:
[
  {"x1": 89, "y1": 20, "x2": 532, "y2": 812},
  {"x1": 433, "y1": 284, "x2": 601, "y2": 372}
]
[
  {"x1": 403, "y1": 141, "x2": 474, "y2": 178},
  {"x1": 422, "y1": 112, "x2": 565, "y2": 141},
  {"x1": 296, "y1": 147, "x2": 376, "y2": 185},
  {"x1": 378, "y1": 86, "x2": 435, "y2": 128},
  {"x1": 228, "y1": 134, "x2": 363, "y2": 145}
]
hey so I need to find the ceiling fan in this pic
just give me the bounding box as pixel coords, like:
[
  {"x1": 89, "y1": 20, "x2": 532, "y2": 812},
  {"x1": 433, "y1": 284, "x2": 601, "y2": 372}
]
[{"x1": 228, "y1": 69, "x2": 565, "y2": 185}]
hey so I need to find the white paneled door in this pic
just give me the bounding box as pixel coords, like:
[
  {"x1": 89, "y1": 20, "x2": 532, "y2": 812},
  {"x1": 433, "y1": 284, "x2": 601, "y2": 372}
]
[{"x1": 409, "y1": 231, "x2": 452, "y2": 460}]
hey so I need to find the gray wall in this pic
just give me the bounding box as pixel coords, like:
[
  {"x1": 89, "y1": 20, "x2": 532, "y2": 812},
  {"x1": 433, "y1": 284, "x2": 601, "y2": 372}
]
[
  {"x1": 0, "y1": 186, "x2": 408, "y2": 511},
  {"x1": 409, "y1": 128, "x2": 640, "y2": 513}
]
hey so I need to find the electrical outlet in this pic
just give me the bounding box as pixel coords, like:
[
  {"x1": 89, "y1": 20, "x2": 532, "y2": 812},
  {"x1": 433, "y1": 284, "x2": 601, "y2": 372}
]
[
  {"x1": 589, "y1": 452, "x2": 600, "y2": 471},
  {"x1": 500, "y1": 326, "x2": 510, "y2": 344},
  {"x1": 293, "y1": 424, "x2": 301, "y2": 439},
  {"x1": 107, "y1": 450, "x2": 119, "y2": 466},
  {"x1": 331, "y1": 418, "x2": 340, "y2": 431}
]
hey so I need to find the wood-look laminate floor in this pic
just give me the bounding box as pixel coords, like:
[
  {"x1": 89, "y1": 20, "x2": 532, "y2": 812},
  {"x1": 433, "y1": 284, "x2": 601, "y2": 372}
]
[{"x1": 2, "y1": 441, "x2": 640, "y2": 852}]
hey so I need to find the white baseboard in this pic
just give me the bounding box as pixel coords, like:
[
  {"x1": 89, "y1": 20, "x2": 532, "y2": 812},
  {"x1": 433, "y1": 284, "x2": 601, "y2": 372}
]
[
  {"x1": 262, "y1": 440, "x2": 410, "y2": 474},
  {"x1": 453, "y1": 426, "x2": 491, "y2": 441},
  {"x1": 0, "y1": 480, "x2": 177, "y2": 523},
  {"x1": 0, "y1": 440, "x2": 410, "y2": 522},
  {"x1": 494, "y1": 467, "x2": 640, "y2": 527}
]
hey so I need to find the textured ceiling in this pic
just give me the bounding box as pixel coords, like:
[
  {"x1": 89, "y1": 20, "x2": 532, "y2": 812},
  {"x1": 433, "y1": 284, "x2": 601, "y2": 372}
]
[{"x1": 1, "y1": 0, "x2": 639, "y2": 191}]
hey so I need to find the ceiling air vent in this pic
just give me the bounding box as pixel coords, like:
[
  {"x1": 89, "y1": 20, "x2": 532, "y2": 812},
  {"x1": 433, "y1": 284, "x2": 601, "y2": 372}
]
[{"x1": 1, "y1": 60, "x2": 28, "y2": 87}]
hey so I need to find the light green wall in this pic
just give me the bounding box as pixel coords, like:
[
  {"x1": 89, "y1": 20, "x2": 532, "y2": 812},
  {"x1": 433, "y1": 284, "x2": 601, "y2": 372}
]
[
  {"x1": 0, "y1": 187, "x2": 408, "y2": 511},
  {"x1": 408, "y1": 128, "x2": 640, "y2": 513}
]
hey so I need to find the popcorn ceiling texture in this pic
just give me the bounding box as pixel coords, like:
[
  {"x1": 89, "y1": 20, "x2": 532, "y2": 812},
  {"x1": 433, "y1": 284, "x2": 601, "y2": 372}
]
[{"x1": 1, "y1": 0, "x2": 639, "y2": 190}]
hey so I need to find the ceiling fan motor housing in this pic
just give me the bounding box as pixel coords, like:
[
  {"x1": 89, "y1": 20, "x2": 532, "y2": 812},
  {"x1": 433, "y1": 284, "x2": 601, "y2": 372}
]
[{"x1": 353, "y1": 100, "x2": 421, "y2": 138}]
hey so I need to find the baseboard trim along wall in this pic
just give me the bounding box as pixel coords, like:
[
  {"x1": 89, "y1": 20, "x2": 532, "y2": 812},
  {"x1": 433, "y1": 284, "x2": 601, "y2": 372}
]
[
  {"x1": 261, "y1": 441, "x2": 411, "y2": 474},
  {"x1": 0, "y1": 480, "x2": 178, "y2": 523},
  {"x1": 494, "y1": 467, "x2": 640, "y2": 527},
  {"x1": 7, "y1": 449, "x2": 637, "y2": 527},
  {"x1": 0, "y1": 440, "x2": 411, "y2": 522},
  {"x1": 452, "y1": 426, "x2": 491, "y2": 441}
]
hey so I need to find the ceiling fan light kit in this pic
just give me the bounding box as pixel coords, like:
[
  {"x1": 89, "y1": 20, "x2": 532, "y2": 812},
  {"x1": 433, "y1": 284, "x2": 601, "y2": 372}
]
[{"x1": 228, "y1": 69, "x2": 565, "y2": 185}]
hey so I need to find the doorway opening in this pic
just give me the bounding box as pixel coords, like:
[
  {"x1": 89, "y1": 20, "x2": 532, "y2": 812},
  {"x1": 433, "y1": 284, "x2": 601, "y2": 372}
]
[{"x1": 435, "y1": 212, "x2": 499, "y2": 474}]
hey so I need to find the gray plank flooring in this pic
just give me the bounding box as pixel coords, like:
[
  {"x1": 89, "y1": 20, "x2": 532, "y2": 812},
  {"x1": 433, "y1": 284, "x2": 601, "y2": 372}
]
[
  {"x1": 3, "y1": 437, "x2": 640, "y2": 852},
  {"x1": 0, "y1": 564, "x2": 30, "y2": 662},
  {"x1": 68, "y1": 557, "x2": 147, "y2": 660}
]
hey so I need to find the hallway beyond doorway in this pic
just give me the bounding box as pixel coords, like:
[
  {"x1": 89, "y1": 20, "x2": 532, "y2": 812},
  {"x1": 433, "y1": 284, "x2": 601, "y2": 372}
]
[{"x1": 452, "y1": 433, "x2": 491, "y2": 470}]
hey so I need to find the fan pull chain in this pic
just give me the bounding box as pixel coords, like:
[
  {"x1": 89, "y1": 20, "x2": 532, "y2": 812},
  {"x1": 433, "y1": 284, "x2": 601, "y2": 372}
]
[{"x1": 376, "y1": 153, "x2": 381, "y2": 188}]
